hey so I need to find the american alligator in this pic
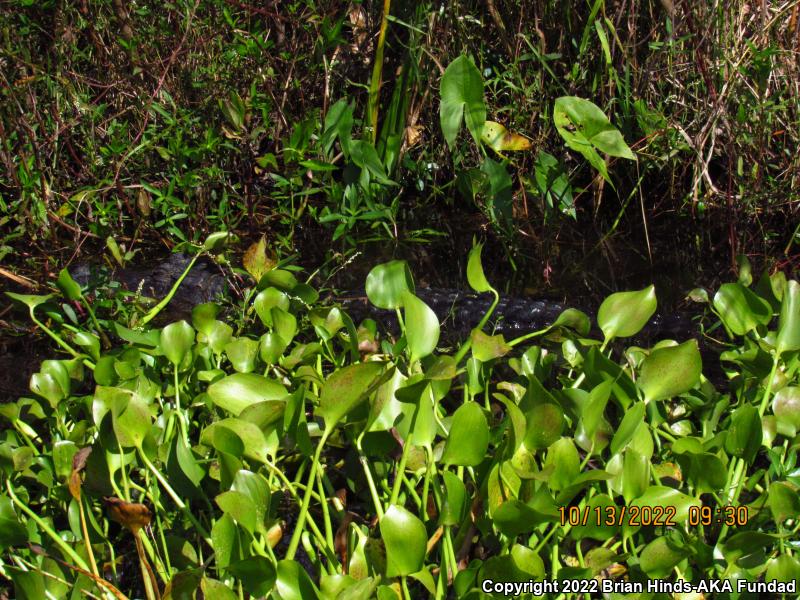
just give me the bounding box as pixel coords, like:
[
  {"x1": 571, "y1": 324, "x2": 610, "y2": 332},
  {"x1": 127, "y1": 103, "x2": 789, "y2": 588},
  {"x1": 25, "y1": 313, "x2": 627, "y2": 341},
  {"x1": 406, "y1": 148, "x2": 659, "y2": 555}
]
[{"x1": 70, "y1": 253, "x2": 698, "y2": 345}]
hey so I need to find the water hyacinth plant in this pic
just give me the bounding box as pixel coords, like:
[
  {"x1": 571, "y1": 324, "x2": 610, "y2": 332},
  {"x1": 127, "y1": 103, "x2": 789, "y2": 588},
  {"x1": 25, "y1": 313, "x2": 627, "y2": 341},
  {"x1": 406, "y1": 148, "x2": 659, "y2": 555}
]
[{"x1": 1, "y1": 237, "x2": 799, "y2": 599}]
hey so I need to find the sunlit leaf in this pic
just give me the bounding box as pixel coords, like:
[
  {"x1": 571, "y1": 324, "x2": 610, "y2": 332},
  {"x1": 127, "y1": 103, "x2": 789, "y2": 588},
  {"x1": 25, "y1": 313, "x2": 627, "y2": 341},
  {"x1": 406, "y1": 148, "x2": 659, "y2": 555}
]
[
  {"x1": 365, "y1": 261, "x2": 414, "y2": 309},
  {"x1": 317, "y1": 361, "x2": 388, "y2": 430},
  {"x1": 160, "y1": 320, "x2": 195, "y2": 366},
  {"x1": 597, "y1": 286, "x2": 656, "y2": 341},
  {"x1": 637, "y1": 339, "x2": 702, "y2": 403},
  {"x1": 243, "y1": 235, "x2": 276, "y2": 281},
  {"x1": 381, "y1": 505, "x2": 427, "y2": 577},
  {"x1": 440, "y1": 55, "x2": 485, "y2": 148},
  {"x1": 403, "y1": 291, "x2": 439, "y2": 362},
  {"x1": 441, "y1": 402, "x2": 489, "y2": 466},
  {"x1": 207, "y1": 373, "x2": 287, "y2": 417},
  {"x1": 777, "y1": 280, "x2": 800, "y2": 354},
  {"x1": 553, "y1": 96, "x2": 635, "y2": 184},
  {"x1": 466, "y1": 242, "x2": 494, "y2": 293},
  {"x1": 480, "y1": 120, "x2": 532, "y2": 153}
]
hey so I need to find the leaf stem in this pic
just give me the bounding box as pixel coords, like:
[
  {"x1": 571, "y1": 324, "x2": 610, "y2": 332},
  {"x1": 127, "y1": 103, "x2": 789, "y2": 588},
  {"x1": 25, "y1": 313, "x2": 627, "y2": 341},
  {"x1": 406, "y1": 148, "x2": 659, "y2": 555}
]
[
  {"x1": 286, "y1": 427, "x2": 330, "y2": 561},
  {"x1": 137, "y1": 448, "x2": 211, "y2": 545},
  {"x1": 6, "y1": 480, "x2": 90, "y2": 572}
]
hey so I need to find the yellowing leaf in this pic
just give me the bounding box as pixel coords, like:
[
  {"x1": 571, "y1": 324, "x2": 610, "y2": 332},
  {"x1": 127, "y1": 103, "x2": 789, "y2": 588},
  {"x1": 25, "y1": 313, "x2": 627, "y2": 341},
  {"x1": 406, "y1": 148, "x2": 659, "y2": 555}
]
[
  {"x1": 481, "y1": 120, "x2": 532, "y2": 153},
  {"x1": 243, "y1": 235, "x2": 276, "y2": 282}
]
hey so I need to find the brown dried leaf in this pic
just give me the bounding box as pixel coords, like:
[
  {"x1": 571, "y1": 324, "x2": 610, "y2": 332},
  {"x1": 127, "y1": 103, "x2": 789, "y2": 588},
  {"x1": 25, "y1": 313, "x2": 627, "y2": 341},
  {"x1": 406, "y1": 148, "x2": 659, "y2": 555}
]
[
  {"x1": 72, "y1": 446, "x2": 92, "y2": 472},
  {"x1": 68, "y1": 470, "x2": 83, "y2": 501},
  {"x1": 104, "y1": 497, "x2": 152, "y2": 533}
]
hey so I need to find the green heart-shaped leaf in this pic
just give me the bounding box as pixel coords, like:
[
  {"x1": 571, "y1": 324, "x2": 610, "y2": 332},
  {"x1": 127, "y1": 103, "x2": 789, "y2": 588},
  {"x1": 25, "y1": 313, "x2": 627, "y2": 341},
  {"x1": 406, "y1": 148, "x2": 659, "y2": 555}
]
[
  {"x1": 637, "y1": 339, "x2": 702, "y2": 403},
  {"x1": 317, "y1": 362, "x2": 388, "y2": 430},
  {"x1": 381, "y1": 505, "x2": 427, "y2": 577},
  {"x1": 365, "y1": 261, "x2": 414, "y2": 310},
  {"x1": 207, "y1": 373, "x2": 287, "y2": 417},
  {"x1": 160, "y1": 321, "x2": 195, "y2": 366},
  {"x1": 439, "y1": 55, "x2": 485, "y2": 149},
  {"x1": 403, "y1": 291, "x2": 439, "y2": 362},
  {"x1": 441, "y1": 402, "x2": 489, "y2": 466},
  {"x1": 597, "y1": 286, "x2": 656, "y2": 341},
  {"x1": 713, "y1": 282, "x2": 772, "y2": 336}
]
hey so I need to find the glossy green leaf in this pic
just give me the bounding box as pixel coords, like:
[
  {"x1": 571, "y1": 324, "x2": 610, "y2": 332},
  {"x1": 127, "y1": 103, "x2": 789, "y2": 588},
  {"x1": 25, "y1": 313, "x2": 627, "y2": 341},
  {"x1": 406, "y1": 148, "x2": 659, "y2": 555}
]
[
  {"x1": 191, "y1": 302, "x2": 220, "y2": 333},
  {"x1": 533, "y1": 151, "x2": 575, "y2": 218},
  {"x1": 201, "y1": 578, "x2": 238, "y2": 600},
  {"x1": 610, "y1": 401, "x2": 645, "y2": 455},
  {"x1": 493, "y1": 500, "x2": 543, "y2": 536},
  {"x1": 381, "y1": 505, "x2": 428, "y2": 577},
  {"x1": 175, "y1": 436, "x2": 205, "y2": 487},
  {"x1": 207, "y1": 373, "x2": 287, "y2": 417},
  {"x1": 582, "y1": 380, "x2": 613, "y2": 438},
  {"x1": 6, "y1": 292, "x2": 53, "y2": 310},
  {"x1": 551, "y1": 308, "x2": 590, "y2": 335},
  {"x1": 597, "y1": 286, "x2": 656, "y2": 341},
  {"x1": 724, "y1": 404, "x2": 762, "y2": 462},
  {"x1": 639, "y1": 536, "x2": 689, "y2": 578},
  {"x1": 275, "y1": 559, "x2": 320, "y2": 600},
  {"x1": 768, "y1": 482, "x2": 800, "y2": 523},
  {"x1": 272, "y1": 307, "x2": 298, "y2": 345},
  {"x1": 160, "y1": 320, "x2": 195, "y2": 365},
  {"x1": 721, "y1": 532, "x2": 776, "y2": 562},
  {"x1": 544, "y1": 438, "x2": 579, "y2": 491},
  {"x1": 441, "y1": 402, "x2": 489, "y2": 466},
  {"x1": 713, "y1": 283, "x2": 772, "y2": 336},
  {"x1": 773, "y1": 386, "x2": 800, "y2": 434},
  {"x1": 202, "y1": 231, "x2": 230, "y2": 252},
  {"x1": 471, "y1": 329, "x2": 511, "y2": 362},
  {"x1": 466, "y1": 242, "x2": 494, "y2": 293},
  {"x1": 402, "y1": 291, "x2": 439, "y2": 362},
  {"x1": 215, "y1": 490, "x2": 257, "y2": 534},
  {"x1": 0, "y1": 496, "x2": 28, "y2": 551},
  {"x1": 365, "y1": 261, "x2": 414, "y2": 309},
  {"x1": 238, "y1": 400, "x2": 286, "y2": 431},
  {"x1": 622, "y1": 448, "x2": 650, "y2": 503},
  {"x1": 571, "y1": 494, "x2": 619, "y2": 541},
  {"x1": 259, "y1": 269, "x2": 298, "y2": 292},
  {"x1": 224, "y1": 337, "x2": 259, "y2": 373},
  {"x1": 638, "y1": 339, "x2": 702, "y2": 403},
  {"x1": 523, "y1": 403, "x2": 564, "y2": 450},
  {"x1": 259, "y1": 332, "x2": 288, "y2": 365},
  {"x1": 30, "y1": 372, "x2": 66, "y2": 406},
  {"x1": 112, "y1": 395, "x2": 151, "y2": 449},
  {"x1": 439, "y1": 471, "x2": 467, "y2": 526},
  {"x1": 73, "y1": 331, "x2": 100, "y2": 361},
  {"x1": 766, "y1": 554, "x2": 800, "y2": 584},
  {"x1": 629, "y1": 486, "x2": 700, "y2": 525},
  {"x1": 440, "y1": 55, "x2": 485, "y2": 148},
  {"x1": 366, "y1": 367, "x2": 406, "y2": 433},
  {"x1": 227, "y1": 556, "x2": 276, "y2": 597},
  {"x1": 210, "y1": 513, "x2": 237, "y2": 570},
  {"x1": 201, "y1": 418, "x2": 271, "y2": 463},
  {"x1": 254, "y1": 287, "x2": 290, "y2": 327},
  {"x1": 56, "y1": 268, "x2": 82, "y2": 301},
  {"x1": 317, "y1": 361, "x2": 388, "y2": 430},
  {"x1": 777, "y1": 279, "x2": 800, "y2": 354},
  {"x1": 553, "y1": 96, "x2": 634, "y2": 184}
]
